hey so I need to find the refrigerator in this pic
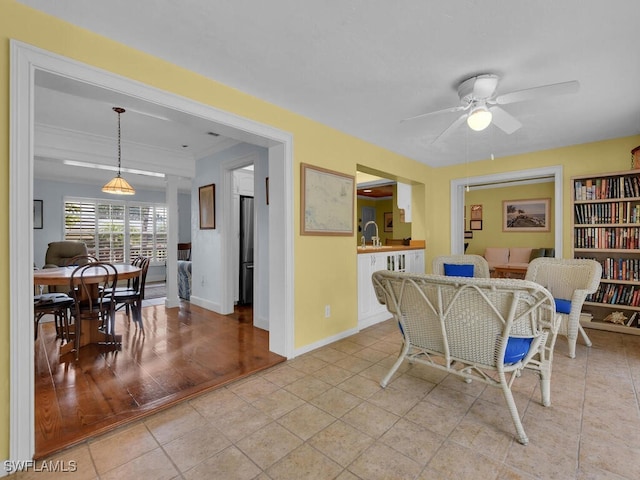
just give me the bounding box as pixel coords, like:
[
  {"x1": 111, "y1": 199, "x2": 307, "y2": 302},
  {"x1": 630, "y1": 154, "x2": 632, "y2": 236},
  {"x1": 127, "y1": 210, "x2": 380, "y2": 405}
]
[{"x1": 239, "y1": 195, "x2": 254, "y2": 305}]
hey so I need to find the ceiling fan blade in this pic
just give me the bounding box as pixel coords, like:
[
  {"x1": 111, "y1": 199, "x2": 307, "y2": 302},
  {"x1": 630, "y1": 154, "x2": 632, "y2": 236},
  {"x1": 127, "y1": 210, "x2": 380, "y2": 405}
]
[
  {"x1": 489, "y1": 106, "x2": 522, "y2": 134},
  {"x1": 495, "y1": 80, "x2": 580, "y2": 105},
  {"x1": 401, "y1": 105, "x2": 466, "y2": 123},
  {"x1": 431, "y1": 114, "x2": 467, "y2": 144}
]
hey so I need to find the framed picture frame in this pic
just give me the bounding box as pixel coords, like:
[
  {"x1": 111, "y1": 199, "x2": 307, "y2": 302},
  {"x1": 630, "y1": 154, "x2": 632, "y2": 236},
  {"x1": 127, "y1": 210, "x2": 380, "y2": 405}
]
[
  {"x1": 503, "y1": 198, "x2": 550, "y2": 232},
  {"x1": 383, "y1": 212, "x2": 393, "y2": 232},
  {"x1": 301, "y1": 163, "x2": 354, "y2": 236},
  {"x1": 33, "y1": 199, "x2": 43, "y2": 229},
  {"x1": 470, "y1": 204, "x2": 483, "y2": 220},
  {"x1": 199, "y1": 184, "x2": 216, "y2": 229},
  {"x1": 464, "y1": 230, "x2": 473, "y2": 239},
  {"x1": 470, "y1": 219, "x2": 483, "y2": 230}
]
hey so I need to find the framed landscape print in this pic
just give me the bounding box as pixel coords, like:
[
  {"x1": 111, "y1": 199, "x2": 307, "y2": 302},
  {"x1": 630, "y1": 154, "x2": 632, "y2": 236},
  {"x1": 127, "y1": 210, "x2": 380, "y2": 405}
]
[
  {"x1": 199, "y1": 184, "x2": 216, "y2": 229},
  {"x1": 301, "y1": 163, "x2": 354, "y2": 236},
  {"x1": 384, "y1": 212, "x2": 393, "y2": 232},
  {"x1": 503, "y1": 198, "x2": 550, "y2": 232},
  {"x1": 470, "y1": 204, "x2": 483, "y2": 220}
]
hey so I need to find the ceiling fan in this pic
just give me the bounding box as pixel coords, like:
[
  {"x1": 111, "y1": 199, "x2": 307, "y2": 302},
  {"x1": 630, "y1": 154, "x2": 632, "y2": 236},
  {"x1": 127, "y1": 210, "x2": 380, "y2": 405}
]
[{"x1": 402, "y1": 74, "x2": 580, "y2": 143}]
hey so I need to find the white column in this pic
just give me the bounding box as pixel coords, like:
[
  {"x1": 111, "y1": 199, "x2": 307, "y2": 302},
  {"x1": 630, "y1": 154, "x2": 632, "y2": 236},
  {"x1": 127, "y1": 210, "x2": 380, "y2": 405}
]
[{"x1": 165, "y1": 175, "x2": 180, "y2": 308}]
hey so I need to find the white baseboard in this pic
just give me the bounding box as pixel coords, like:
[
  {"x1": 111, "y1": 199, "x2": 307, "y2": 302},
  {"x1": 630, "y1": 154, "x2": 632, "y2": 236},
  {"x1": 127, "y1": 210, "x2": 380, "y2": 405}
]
[
  {"x1": 189, "y1": 295, "x2": 224, "y2": 314},
  {"x1": 293, "y1": 326, "x2": 359, "y2": 358}
]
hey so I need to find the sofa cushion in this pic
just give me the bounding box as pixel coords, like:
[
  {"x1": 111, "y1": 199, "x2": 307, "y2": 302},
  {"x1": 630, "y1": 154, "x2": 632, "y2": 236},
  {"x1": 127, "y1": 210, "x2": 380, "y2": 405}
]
[
  {"x1": 504, "y1": 337, "x2": 533, "y2": 364},
  {"x1": 444, "y1": 263, "x2": 474, "y2": 277},
  {"x1": 554, "y1": 298, "x2": 572, "y2": 314},
  {"x1": 484, "y1": 247, "x2": 509, "y2": 267},
  {"x1": 509, "y1": 247, "x2": 533, "y2": 264}
]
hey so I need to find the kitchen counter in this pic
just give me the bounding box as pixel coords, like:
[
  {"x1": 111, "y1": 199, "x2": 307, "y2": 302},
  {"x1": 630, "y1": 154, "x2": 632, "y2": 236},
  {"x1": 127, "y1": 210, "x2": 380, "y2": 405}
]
[{"x1": 357, "y1": 245, "x2": 424, "y2": 254}]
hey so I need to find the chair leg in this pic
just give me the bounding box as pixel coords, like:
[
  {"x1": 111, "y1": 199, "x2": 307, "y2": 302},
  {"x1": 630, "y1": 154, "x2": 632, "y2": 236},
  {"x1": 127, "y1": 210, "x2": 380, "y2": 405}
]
[{"x1": 578, "y1": 324, "x2": 592, "y2": 348}]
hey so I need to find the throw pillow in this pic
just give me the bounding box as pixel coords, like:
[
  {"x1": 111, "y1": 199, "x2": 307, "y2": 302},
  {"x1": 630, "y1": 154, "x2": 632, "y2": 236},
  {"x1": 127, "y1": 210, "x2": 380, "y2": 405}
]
[
  {"x1": 504, "y1": 337, "x2": 533, "y2": 364},
  {"x1": 554, "y1": 298, "x2": 572, "y2": 314},
  {"x1": 443, "y1": 263, "x2": 474, "y2": 277}
]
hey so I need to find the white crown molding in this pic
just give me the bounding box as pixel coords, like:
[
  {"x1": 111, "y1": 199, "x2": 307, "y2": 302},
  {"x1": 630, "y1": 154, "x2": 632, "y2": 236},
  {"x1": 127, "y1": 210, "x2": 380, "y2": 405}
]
[{"x1": 35, "y1": 123, "x2": 196, "y2": 177}]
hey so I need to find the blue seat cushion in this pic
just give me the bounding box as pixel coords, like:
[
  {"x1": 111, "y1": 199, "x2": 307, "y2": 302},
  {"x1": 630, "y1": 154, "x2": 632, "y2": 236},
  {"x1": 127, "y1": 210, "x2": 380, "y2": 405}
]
[
  {"x1": 554, "y1": 298, "x2": 572, "y2": 314},
  {"x1": 443, "y1": 263, "x2": 474, "y2": 277},
  {"x1": 504, "y1": 337, "x2": 533, "y2": 364}
]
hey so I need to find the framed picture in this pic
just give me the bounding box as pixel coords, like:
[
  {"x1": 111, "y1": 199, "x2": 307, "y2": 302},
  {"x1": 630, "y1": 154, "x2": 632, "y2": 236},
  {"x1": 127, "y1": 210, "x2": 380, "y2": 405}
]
[
  {"x1": 464, "y1": 230, "x2": 473, "y2": 239},
  {"x1": 33, "y1": 199, "x2": 43, "y2": 229},
  {"x1": 503, "y1": 198, "x2": 550, "y2": 232},
  {"x1": 470, "y1": 219, "x2": 483, "y2": 230},
  {"x1": 470, "y1": 204, "x2": 483, "y2": 220},
  {"x1": 199, "y1": 184, "x2": 216, "y2": 229},
  {"x1": 301, "y1": 163, "x2": 354, "y2": 236},
  {"x1": 383, "y1": 212, "x2": 393, "y2": 232}
]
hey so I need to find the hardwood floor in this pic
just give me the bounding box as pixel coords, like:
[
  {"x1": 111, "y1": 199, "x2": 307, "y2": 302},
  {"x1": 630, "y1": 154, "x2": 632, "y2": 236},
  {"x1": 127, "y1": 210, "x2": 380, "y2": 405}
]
[{"x1": 34, "y1": 301, "x2": 285, "y2": 459}]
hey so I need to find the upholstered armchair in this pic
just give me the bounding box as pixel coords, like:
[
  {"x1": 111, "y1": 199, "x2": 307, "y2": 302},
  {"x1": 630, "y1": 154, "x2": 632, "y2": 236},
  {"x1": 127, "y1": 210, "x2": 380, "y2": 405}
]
[
  {"x1": 44, "y1": 241, "x2": 89, "y2": 268},
  {"x1": 43, "y1": 241, "x2": 89, "y2": 293}
]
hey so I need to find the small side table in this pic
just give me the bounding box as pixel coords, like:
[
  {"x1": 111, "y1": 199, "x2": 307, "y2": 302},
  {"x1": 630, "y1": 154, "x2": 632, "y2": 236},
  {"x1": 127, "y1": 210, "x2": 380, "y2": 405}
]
[{"x1": 494, "y1": 264, "x2": 528, "y2": 279}]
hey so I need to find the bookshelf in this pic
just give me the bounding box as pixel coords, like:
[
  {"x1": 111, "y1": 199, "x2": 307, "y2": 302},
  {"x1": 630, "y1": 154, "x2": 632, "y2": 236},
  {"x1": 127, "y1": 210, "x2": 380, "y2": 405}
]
[{"x1": 573, "y1": 169, "x2": 640, "y2": 335}]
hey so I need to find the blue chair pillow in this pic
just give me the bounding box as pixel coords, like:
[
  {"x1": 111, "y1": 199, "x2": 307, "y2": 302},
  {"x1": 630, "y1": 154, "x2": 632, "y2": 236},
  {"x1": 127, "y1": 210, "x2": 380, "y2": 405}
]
[
  {"x1": 504, "y1": 337, "x2": 533, "y2": 364},
  {"x1": 554, "y1": 298, "x2": 572, "y2": 314},
  {"x1": 443, "y1": 263, "x2": 474, "y2": 277}
]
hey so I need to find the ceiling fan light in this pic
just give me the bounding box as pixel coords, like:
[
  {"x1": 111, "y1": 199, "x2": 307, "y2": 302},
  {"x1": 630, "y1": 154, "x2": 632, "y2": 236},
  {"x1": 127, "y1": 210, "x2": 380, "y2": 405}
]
[{"x1": 467, "y1": 107, "x2": 492, "y2": 131}]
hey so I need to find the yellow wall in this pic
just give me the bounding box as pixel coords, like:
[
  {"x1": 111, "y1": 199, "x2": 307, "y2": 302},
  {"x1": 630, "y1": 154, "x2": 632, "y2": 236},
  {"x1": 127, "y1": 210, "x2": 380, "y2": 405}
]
[
  {"x1": 0, "y1": 1, "x2": 431, "y2": 458},
  {"x1": 2, "y1": 1, "x2": 640, "y2": 461},
  {"x1": 464, "y1": 182, "x2": 555, "y2": 256},
  {"x1": 425, "y1": 136, "x2": 640, "y2": 271}
]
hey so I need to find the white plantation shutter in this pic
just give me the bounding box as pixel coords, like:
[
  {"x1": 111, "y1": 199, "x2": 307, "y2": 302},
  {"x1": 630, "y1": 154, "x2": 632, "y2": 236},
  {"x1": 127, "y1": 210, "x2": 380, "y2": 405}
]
[{"x1": 64, "y1": 197, "x2": 167, "y2": 263}]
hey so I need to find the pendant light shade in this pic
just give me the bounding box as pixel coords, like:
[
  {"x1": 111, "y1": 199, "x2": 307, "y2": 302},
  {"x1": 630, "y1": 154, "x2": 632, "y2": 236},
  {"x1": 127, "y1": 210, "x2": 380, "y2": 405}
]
[{"x1": 103, "y1": 107, "x2": 135, "y2": 195}]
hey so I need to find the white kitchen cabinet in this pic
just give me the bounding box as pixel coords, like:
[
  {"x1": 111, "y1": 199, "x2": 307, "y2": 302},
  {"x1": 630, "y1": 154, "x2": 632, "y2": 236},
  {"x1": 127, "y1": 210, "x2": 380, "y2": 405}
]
[{"x1": 357, "y1": 248, "x2": 425, "y2": 329}]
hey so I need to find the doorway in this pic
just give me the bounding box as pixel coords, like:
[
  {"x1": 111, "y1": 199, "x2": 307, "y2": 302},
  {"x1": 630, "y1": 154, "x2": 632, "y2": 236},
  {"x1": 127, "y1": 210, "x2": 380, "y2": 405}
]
[
  {"x1": 10, "y1": 40, "x2": 294, "y2": 461},
  {"x1": 450, "y1": 166, "x2": 564, "y2": 254}
]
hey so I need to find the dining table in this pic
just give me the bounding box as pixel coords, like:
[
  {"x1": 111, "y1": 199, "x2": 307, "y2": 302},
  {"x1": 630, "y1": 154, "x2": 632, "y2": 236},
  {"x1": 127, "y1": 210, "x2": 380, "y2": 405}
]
[{"x1": 33, "y1": 264, "x2": 141, "y2": 356}]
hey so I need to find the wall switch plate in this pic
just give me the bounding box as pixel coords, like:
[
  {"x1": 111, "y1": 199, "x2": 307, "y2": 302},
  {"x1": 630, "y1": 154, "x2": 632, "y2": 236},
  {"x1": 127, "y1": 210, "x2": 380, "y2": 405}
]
[{"x1": 325, "y1": 305, "x2": 331, "y2": 318}]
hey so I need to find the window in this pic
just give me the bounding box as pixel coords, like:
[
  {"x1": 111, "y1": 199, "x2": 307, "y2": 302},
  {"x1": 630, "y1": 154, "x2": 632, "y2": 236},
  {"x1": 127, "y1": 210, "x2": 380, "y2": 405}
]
[{"x1": 64, "y1": 197, "x2": 167, "y2": 263}]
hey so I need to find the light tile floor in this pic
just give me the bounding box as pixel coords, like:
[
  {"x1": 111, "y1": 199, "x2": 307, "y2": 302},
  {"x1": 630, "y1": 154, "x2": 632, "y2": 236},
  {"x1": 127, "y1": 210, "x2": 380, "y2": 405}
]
[{"x1": 12, "y1": 320, "x2": 640, "y2": 479}]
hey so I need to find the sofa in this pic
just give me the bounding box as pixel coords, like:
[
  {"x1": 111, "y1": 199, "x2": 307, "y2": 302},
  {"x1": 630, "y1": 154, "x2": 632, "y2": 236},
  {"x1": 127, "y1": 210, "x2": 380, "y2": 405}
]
[
  {"x1": 484, "y1": 247, "x2": 555, "y2": 275},
  {"x1": 177, "y1": 260, "x2": 192, "y2": 300}
]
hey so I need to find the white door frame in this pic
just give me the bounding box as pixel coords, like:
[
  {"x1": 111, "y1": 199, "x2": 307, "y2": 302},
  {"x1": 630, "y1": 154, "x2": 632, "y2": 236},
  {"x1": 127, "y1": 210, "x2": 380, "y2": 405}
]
[
  {"x1": 9, "y1": 40, "x2": 295, "y2": 462},
  {"x1": 450, "y1": 165, "x2": 564, "y2": 254}
]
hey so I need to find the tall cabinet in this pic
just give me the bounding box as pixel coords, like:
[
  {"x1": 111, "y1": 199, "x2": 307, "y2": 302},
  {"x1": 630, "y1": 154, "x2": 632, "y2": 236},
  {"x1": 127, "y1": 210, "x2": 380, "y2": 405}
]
[{"x1": 572, "y1": 169, "x2": 640, "y2": 335}]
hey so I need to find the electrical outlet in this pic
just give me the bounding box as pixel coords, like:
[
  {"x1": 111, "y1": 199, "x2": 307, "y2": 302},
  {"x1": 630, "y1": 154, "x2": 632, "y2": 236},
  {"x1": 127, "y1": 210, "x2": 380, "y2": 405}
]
[{"x1": 324, "y1": 305, "x2": 331, "y2": 318}]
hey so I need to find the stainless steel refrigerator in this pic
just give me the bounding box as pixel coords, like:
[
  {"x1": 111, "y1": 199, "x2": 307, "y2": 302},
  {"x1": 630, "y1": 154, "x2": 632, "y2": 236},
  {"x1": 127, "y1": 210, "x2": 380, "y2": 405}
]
[{"x1": 239, "y1": 195, "x2": 254, "y2": 305}]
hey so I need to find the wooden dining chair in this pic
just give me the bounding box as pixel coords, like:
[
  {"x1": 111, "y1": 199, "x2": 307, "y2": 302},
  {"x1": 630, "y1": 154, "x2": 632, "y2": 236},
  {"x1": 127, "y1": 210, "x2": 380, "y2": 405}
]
[
  {"x1": 69, "y1": 262, "x2": 118, "y2": 359},
  {"x1": 65, "y1": 254, "x2": 99, "y2": 266},
  {"x1": 177, "y1": 242, "x2": 191, "y2": 261},
  {"x1": 33, "y1": 293, "x2": 74, "y2": 341},
  {"x1": 111, "y1": 256, "x2": 150, "y2": 331}
]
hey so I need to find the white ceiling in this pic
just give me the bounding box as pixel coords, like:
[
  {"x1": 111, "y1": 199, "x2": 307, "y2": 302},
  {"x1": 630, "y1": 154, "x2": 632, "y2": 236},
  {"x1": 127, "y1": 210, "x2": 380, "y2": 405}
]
[{"x1": 20, "y1": 0, "x2": 640, "y2": 180}]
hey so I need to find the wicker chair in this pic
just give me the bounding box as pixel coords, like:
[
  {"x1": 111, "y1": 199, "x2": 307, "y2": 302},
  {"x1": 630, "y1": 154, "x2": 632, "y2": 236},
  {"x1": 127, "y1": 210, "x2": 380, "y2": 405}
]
[
  {"x1": 372, "y1": 270, "x2": 559, "y2": 445},
  {"x1": 432, "y1": 254, "x2": 491, "y2": 278},
  {"x1": 525, "y1": 257, "x2": 602, "y2": 358}
]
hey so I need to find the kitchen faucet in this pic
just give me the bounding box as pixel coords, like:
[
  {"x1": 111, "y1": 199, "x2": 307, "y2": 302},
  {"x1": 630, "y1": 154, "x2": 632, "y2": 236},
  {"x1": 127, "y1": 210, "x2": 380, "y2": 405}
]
[{"x1": 363, "y1": 221, "x2": 380, "y2": 247}]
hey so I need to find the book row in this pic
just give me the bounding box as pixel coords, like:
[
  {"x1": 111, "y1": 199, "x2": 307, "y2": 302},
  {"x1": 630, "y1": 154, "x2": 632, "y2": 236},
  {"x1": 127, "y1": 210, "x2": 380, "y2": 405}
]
[
  {"x1": 574, "y1": 201, "x2": 640, "y2": 225},
  {"x1": 576, "y1": 256, "x2": 640, "y2": 281},
  {"x1": 574, "y1": 227, "x2": 640, "y2": 249},
  {"x1": 587, "y1": 283, "x2": 640, "y2": 307},
  {"x1": 574, "y1": 175, "x2": 640, "y2": 201}
]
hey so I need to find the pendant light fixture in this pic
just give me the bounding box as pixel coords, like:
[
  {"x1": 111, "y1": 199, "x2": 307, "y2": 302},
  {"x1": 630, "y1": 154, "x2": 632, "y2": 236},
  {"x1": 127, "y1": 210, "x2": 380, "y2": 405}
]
[{"x1": 102, "y1": 107, "x2": 135, "y2": 195}]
